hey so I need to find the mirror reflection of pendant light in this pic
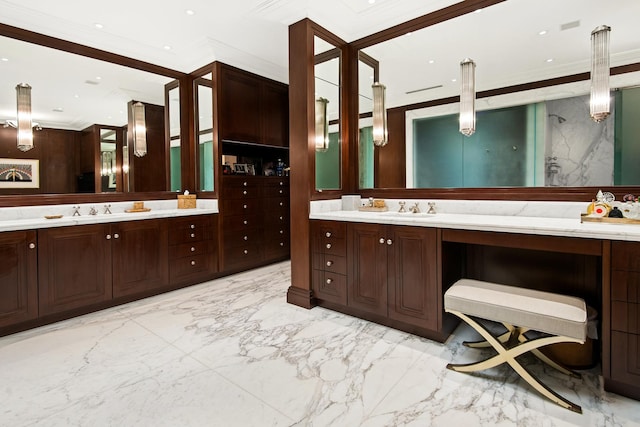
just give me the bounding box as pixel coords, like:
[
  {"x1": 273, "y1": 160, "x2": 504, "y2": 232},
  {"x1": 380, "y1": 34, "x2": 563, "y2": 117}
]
[
  {"x1": 459, "y1": 58, "x2": 476, "y2": 137},
  {"x1": 315, "y1": 97, "x2": 329, "y2": 152},
  {"x1": 590, "y1": 25, "x2": 611, "y2": 122},
  {"x1": 130, "y1": 101, "x2": 147, "y2": 157},
  {"x1": 372, "y1": 82, "x2": 388, "y2": 147},
  {"x1": 16, "y1": 83, "x2": 34, "y2": 152}
]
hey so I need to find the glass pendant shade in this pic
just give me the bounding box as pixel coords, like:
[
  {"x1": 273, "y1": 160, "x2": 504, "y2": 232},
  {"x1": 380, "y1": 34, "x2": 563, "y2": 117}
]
[
  {"x1": 315, "y1": 97, "x2": 329, "y2": 152},
  {"x1": 372, "y1": 82, "x2": 388, "y2": 147},
  {"x1": 130, "y1": 101, "x2": 147, "y2": 157},
  {"x1": 459, "y1": 59, "x2": 476, "y2": 137},
  {"x1": 590, "y1": 25, "x2": 611, "y2": 122},
  {"x1": 16, "y1": 83, "x2": 34, "y2": 152}
]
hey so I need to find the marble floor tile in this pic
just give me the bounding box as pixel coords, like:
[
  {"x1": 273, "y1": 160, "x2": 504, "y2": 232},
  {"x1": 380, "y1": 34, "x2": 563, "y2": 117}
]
[{"x1": 1, "y1": 261, "x2": 639, "y2": 427}]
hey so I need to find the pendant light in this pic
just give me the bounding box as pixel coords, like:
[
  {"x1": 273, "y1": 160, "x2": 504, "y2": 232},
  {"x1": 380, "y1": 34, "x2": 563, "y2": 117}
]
[
  {"x1": 372, "y1": 82, "x2": 388, "y2": 147},
  {"x1": 590, "y1": 25, "x2": 611, "y2": 122},
  {"x1": 16, "y1": 83, "x2": 34, "y2": 152},
  {"x1": 459, "y1": 59, "x2": 476, "y2": 137},
  {"x1": 315, "y1": 97, "x2": 329, "y2": 152}
]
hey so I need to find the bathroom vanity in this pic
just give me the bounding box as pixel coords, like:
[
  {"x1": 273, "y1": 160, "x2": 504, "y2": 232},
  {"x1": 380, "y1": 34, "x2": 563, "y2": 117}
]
[{"x1": 308, "y1": 199, "x2": 640, "y2": 401}]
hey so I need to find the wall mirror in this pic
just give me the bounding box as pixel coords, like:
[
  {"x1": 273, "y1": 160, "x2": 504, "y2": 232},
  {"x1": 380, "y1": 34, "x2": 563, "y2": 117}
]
[
  {"x1": 0, "y1": 32, "x2": 178, "y2": 196},
  {"x1": 195, "y1": 74, "x2": 214, "y2": 192},
  {"x1": 314, "y1": 35, "x2": 341, "y2": 191},
  {"x1": 357, "y1": 0, "x2": 640, "y2": 190}
]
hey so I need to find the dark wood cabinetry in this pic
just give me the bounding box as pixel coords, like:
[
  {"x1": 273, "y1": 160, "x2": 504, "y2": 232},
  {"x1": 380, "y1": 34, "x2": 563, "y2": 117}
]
[
  {"x1": 0, "y1": 231, "x2": 38, "y2": 328},
  {"x1": 312, "y1": 221, "x2": 347, "y2": 305},
  {"x1": 348, "y1": 223, "x2": 388, "y2": 316},
  {"x1": 217, "y1": 64, "x2": 289, "y2": 147},
  {"x1": 38, "y1": 224, "x2": 113, "y2": 316},
  {"x1": 112, "y1": 219, "x2": 169, "y2": 298},
  {"x1": 169, "y1": 215, "x2": 218, "y2": 285},
  {"x1": 608, "y1": 241, "x2": 640, "y2": 399},
  {"x1": 221, "y1": 176, "x2": 290, "y2": 271}
]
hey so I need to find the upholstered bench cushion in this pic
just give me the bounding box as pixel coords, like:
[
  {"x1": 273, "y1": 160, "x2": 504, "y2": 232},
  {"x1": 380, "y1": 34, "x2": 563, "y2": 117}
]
[{"x1": 445, "y1": 279, "x2": 587, "y2": 341}]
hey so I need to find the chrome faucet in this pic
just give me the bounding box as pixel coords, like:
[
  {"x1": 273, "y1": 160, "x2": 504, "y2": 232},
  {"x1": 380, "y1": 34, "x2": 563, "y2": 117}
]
[
  {"x1": 89, "y1": 206, "x2": 98, "y2": 215},
  {"x1": 104, "y1": 204, "x2": 112, "y2": 214},
  {"x1": 398, "y1": 201, "x2": 406, "y2": 213},
  {"x1": 409, "y1": 202, "x2": 420, "y2": 213},
  {"x1": 427, "y1": 201, "x2": 437, "y2": 214},
  {"x1": 72, "y1": 205, "x2": 81, "y2": 216}
]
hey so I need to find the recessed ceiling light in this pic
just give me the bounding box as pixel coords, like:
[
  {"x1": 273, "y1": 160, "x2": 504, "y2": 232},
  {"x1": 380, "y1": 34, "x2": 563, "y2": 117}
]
[
  {"x1": 74, "y1": 94, "x2": 80, "y2": 99},
  {"x1": 451, "y1": 78, "x2": 457, "y2": 82},
  {"x1": 538, "y1": 30, "x2": 548, "y2": 36},
  {"x1": 53, "y1": 107, "x2": 64, "y2": 113},
  {"x1": 185, "y1": 9, "x2": 195, "y2": 15},
  {"x1": 428, "y1": 59, "x2": 435, "y2": 64},
  {"x1": 164, "y1": 45, "x2": 172, "y2": 50},
  {"x1": 368, "y1": 0, "x2": 376, "y2": 4},
  {"x1": 1, "y1": 57, "x2": 8, "y2": 62},
  {"x1": 96, "y1": 76, "x2": 102, "y2": 80},
  {"x1": 94, "y1": 23, "x2": 103, "y2": 29},
  {"x1": 546, "y1": 58, "x2": 554, "y2": 63}
]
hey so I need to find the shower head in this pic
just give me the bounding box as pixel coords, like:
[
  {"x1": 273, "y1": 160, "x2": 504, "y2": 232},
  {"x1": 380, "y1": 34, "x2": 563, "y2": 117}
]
[{"x1": 548, "y1": 113, "x2": 566, "y2": 123}]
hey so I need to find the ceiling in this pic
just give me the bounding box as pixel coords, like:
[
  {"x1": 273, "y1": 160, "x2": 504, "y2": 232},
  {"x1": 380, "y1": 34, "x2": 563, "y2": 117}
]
[{"x1": 1, "y1": 0, "x2": 639, "y2": 131}]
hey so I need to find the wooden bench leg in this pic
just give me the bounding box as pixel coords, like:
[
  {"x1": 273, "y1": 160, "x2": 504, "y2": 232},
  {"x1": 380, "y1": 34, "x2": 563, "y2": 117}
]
[{"x1": 446, "y1": 310, "x2": 583, "y2": 413}]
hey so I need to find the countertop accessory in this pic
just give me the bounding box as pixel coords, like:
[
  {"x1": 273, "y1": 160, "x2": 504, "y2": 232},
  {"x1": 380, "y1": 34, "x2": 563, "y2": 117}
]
[
  {"x1": 44, "y1": 214, "x2": 63, "y2": 219},
  {"x1": 126, "y1": 201, "x2": 151, "y2": 213},
  {"x1": 178, "y1": 190, "x2": 196, "y2": 209}
]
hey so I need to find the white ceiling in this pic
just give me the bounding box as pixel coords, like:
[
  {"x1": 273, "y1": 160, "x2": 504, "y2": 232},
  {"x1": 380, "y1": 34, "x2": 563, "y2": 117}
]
[{"x1": 1, "y1": 0, "x2": 639, "y2": 131}]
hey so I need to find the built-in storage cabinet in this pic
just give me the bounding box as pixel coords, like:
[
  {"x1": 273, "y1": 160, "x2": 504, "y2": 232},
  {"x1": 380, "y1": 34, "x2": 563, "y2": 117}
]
[
  {"x1": 169, "y1": 215, "x2": 218, "y2": 285},
  {"x1": 0, "y1": 230, "x2": 38, "y2": 328},
  {"x1": 312, "y1": 221, "x2": 347, "y2": 305},
  {"x1": 609, "y1": 241, "x2": 640, "y2": 399},
  {"x1": 38, "y1": 224, "x2": 113, "y2": 316},
  {"x1": 221, "y1": 176, "x2": 290, "y2": 271},
  {"x1": 311, "y1": 220, "x2": 439, "y2": 334},
  {"x1": 217, "y1": 63, "x2": 289, "y2": 147}
]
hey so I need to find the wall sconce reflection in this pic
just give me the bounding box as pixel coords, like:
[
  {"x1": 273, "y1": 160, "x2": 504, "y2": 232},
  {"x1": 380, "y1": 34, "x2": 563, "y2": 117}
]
[
  {"x1": 372, "y1": 82, "x2": 388, "y2": 147},
  {"x1": 315, "y1": 97, "x2": 330, "y2": 152},
  {"x1": 459, "y1": 58, "x2": 476, "y2": 136},
  {"x1": 590, "y1": 25, "x2": 611, "y2": 122},
  {"x1": 129, "y1": 101, "x2": 147, "y2": 157}
]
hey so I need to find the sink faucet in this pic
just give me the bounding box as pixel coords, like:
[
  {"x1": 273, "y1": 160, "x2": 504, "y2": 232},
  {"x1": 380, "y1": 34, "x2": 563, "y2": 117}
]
[
  {"x1": 104, "y1": 204, "x2": 112, "y2": 214},
  {"x1": 427, "y1": 201, "x2": 437, "y2": 214},
  {"x1": 398, "y1": 201, "x2": 406, "y2": 213},
  {"x1": 89, "y1": 206, "x2": 98, "y2": 215},
  {"x1": 72, "y1": 205, "x2": 81, "y2": 216},
  {"x1": 409, "y1": 202, "x2": 420, "y2": 213}
]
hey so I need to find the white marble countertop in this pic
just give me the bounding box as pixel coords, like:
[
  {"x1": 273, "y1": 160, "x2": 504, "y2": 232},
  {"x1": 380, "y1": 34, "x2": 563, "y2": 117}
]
[
  {"x1": 310, "y1": 198, "x2": 640, "y2": 242},
  {"x1": 0, "y1": 199, "x2": 218, "y2": 233}
]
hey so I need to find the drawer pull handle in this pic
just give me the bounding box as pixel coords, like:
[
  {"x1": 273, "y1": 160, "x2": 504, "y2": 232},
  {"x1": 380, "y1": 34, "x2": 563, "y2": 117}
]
[
  {"x1": 326, "y1": 243, "x2": 332, "y2": 249},
  {"x1": 243, "y1": 190, "x2": 247, "y2": 195},
  {"x1": 279, "y1": 216, "x2": 284, "y2": 221},
  {"x1": 190, "y1": 224, "x2": 195, "y2": 229},
  {"x1": 243, "y1": 204, "x2": 248, "y2": 209},
  {"x1": 379, "y1": 238, "x2": 385, "y2": 244},
  {"x1": 279, "y1": 190, "x2": 283, "y2": 194},
  {"x1": 114, "y1": 233, "x2": 120, "y2": 239},
  {"x1": 280, "y1": 182, "x2": 284, "y2": 186},
  {"x1": 279, "y1": 230, "x2": 284, "y2": 234},
  {"x1": 280, "y1": 242, "x2": 284, "y2": 246},
  {"x1": 243, "y1": 249, "x2": 249, "y2": 255},
  {"x1": 106, "y1": 234, "x2": 111, "y2": 240},
  {"x1": 326, "y1": 260, "x2": 333, "y2": 267},
  {"x1": 191, "y1": 247, "x2": 196, "y2": 252},
  {"x1": 325, "y1": 232, "x2": 331, "y2": 238},
  {"x1": 191, "y1": 260, "x2": 196, "y2": 266},
  {"x1": 243, "y1": 182, "x2": 248, "y2": 187},
  {"x1": 190, "y1": 233, "x2": 195, "y2": 238},
  {"x1": 279, "y1": 202, "x2": 283, "y2": 206},
  {"x1": 243, "y1": 236, "x2": 248, "y2": 241},
  {"x1": 29, "y1": 243, "x2": 36, "y2": 249},
  {"x1": 387, "y1": 239, "x2": 393, "y2": 245},
  {"x1": 326, "y1": 278, "x2": 333, "y2": 284},
  {"x1": 243, "y1": 220, "x2": 248, "y2": 225}
]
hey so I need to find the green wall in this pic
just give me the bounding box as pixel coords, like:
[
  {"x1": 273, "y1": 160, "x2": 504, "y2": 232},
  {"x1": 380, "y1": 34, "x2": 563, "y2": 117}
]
[
  {"x1": 615, "y1": 87, "x2": 640, "y2": 185},
  {"x1": 315, "y1": 132, "x2": 340, "y2": 190}
]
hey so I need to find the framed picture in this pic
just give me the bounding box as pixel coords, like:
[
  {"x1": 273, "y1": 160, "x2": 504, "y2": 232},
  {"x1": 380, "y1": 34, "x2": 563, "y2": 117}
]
[
  {"x1": 233, "y1": 163, "x2": 248, "y2": 174},
  {"x1": 0, "y1": 158, "x2": 40, "y2": 189}
]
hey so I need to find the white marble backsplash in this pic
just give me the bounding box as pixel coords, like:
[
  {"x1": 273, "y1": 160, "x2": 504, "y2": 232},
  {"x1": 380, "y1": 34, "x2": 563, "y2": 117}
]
[{"x1": 312, "y1": 198, "x2": 590, "y2": 219}]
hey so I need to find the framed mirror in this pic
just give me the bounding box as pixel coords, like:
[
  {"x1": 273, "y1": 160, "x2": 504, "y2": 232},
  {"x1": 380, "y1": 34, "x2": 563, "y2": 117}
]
[
  {"x1": 356, "y1": 0, "x2": 640, "y2": 190},
  {"x1": 195, "y1": 74, "x2": 214, "y2": 192}
]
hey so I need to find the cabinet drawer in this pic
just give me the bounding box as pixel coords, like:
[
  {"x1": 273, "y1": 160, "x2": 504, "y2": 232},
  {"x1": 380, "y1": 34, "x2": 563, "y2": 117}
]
[
  {"x1": 313, "y1": 254, "x2": 347, "y2": 275},
  {"x1": 265, "y1": 226, "x2": 289, "y2": 240},
  {"x1": 170, "y1": 215, "x2": 213, "y2": 231},
  {"x1": 612, "y1": 301, "x2": 640, "y2": 334},
  {"x1": 223, "y1": 214, "x2": 261, "y2": 231},
  {"x1": 223, "y1": 243, "x2": 262, "y2": 269},
  {"x1": 610, "y1": 331, "x2": 640, "y2": 383},
  {"x1": 264, "y1": 239, "x2": 290, "y2": 260},
  {"x1": 314, "y1": 221, "x2": 346, "y2": 240},
  {"x1": 317, "y1": 237, "x2": 346, "y2": 257},
  {"x1": 169, "y1": 226, "x2": 214, "y2": 245},
  {"x1": 170, "y1": 253, "x2": 217, "y2": 282},
  {"x1": 612, "y1": 241, "x2": 640, "y2": 271},
  {"x1": 264, "y1": 211, "x2": 289, "y2": 226},
  {"x1": 170, "y1": 240, "x2": 215, "y2": 258},
  {"x1": 263, "y1": 197, "x2": 288, "y2": 211},
  {"x1": 313, "y1": 270, "x2": 347, "y2": 305},
  {"x1": 222, "y1": 184, "x2": 261, "y2": 199},
  {"x1": 263, "y1": 185, "x2": 288, "y2": 198},
  {"x1": 221, "y1": 199, "x2": 263, "y2": 216},
  {"x1": 612, "y1": 270, "x2": 640, "y2": 302},
  {"x1": 223, "y1": 228, "x2": 263, "y2": 247}
]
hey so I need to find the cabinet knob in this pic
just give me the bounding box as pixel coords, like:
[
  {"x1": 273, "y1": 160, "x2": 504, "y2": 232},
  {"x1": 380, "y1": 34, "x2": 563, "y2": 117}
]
[
  {"x1": 243, "y1": 220, "x2": 248, "y2": 225},
  {"x1": 28, "y1": 242, "x2": 36, "y2": 249},
  {"x1": 326, "y1": 278, "x2": 333, "y2": 284},
  {"x1": 279, "y1": 181, "x2": 284, "y2": 186},
  {"x1": 243, "y1": 190, "x2": 247, "y2": 195},
  {"x1": 191, "y1": 260, "x2": 196, "y2": 266},
  {"x1": 326, "y1": 260, "x2": 333, "y2": 267},
  {"x1": 191, "y1": 246, "x2": 196, "y2": 252},
  {"x1": 279, "y1": 202, "x2": 283, "y2": 206},
  {"x1": 325, "y1": 232, "x2": 331, "y2": 238},
  {"x1": 243, "y1": 204, "x2": 248, "y2": 209},
  {"x1": 279, "y1": 189, "x2": 283, "y2": 194},
  {"x1": 379, "y1": 238, "x2": 385, "y2": 244},
  {"x1": 190, "y1": 224, "x2": 195, "y2": 229},
  {"x1": 243, "y1": 236, "x2": 248, "y2": 241},
  {"x1": 387, "y1": 239, "x2": 393, "y2": 245},
  {"x1": 243, "y1": 182, "x2": 248, "y2": 187},
  {"x1": 106, "y1": 234, "x2": 111, "y2": 240},
  {"x1": 114, "y1": 233, "x2": 120, "y2": 239},
  {"x1": 190, "y1": 233, "x2": 195, "y2": 238},
  {"x1": 279, "y1": 216, "x2": 284, "y2": 221},
  {"x1": 243, "y1": 249, "x2": 248, "y2": 255},
  {"x1": 280, "y1": 242, "x2": 284, "y2": 246},
  {"x1": 326, "y1": 243, "x2": 332, "y2": 249},
  {"x1": 279, "y1": 230, "x2": 284, "y2": 234}
]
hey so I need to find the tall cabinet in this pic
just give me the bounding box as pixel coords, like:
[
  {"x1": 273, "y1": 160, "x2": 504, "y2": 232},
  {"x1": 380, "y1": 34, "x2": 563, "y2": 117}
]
[{"x1": 0, "y1": 230, "x2": 38, "y2": 328}]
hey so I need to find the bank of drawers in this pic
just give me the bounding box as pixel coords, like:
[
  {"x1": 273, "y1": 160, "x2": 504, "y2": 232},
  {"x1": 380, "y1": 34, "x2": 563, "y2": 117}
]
[
  {"x1": 311, "y1": 220, "x2": 347, "y2": 305},
  {"x1": 169, "y1": 215, "x2": 217, "y2": 284},
  {"x1": 610, "y1": 241, "x2": 640, "y2": 384},
  {"x1": 221, "y1": 176, "x2": 289, "y2": 271}
]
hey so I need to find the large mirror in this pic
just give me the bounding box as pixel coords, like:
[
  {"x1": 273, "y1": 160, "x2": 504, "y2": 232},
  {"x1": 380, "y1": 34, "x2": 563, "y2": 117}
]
[
  {"x1": 0, "y1": 33, "x2": 178, "y2": 195},
  {"x1": 314, "y1": 36, "x2": 341, "y2": 191},
  {"x1": 357, "y1": 0, "x2": 640, "y2": 189},
  {"x1": 195, "y1": 74, "x2": 214, "y2": 192}
]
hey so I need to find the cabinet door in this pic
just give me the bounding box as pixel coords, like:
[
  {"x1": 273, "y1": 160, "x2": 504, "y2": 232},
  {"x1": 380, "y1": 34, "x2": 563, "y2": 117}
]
[
  {"x1": 219, "y1": 66, "x2": 261, "y2": 143},
  {"x1": 261, "y1": 81, "x2": 289, "y2": 147},
  {"x1": 387, "y1": 226, "x2": 438, "y2": 330},
  {"x1": 0, "y1": 230, "x2": 38, "y2": 328},
  {"x1": 38, "y1": 225, "x2": 112, "y2": 316},
  {"x1": 112, "y1": 219, "x2": 169, "y2": 298},
  {"x1": 348, "y1": 223, "x2": 388, "y2": 316}
]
